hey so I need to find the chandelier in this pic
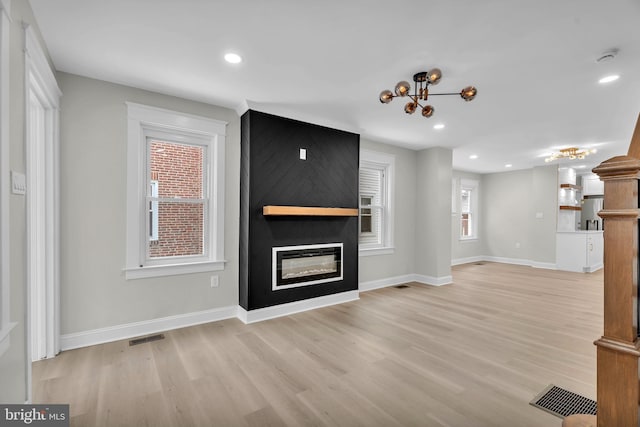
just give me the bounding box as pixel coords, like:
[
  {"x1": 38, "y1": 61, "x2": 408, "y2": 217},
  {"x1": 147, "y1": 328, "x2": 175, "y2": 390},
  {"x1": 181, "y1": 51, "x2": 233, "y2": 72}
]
[
  {"x1": 379, "y1": 68, "x2": 477, "y2": 118},
  {"x1": 544, "y1": 147, "x2": 597, "y2": 163}
]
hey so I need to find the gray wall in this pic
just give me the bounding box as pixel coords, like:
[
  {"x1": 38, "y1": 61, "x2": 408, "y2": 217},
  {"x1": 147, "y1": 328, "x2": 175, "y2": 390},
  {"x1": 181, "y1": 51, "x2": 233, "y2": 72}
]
[
  {"x1": 482, "y1": 169, "x2": 533, "y2": 261},
  {"x1": 479, "y1": 165, "x2": 557, "y2": 266},
  {"x1": 57, "y1": 73, "x2": 240, "y2": 334},
  {"x1": 415, "y1": 147, "x2": 452, "y2": 280},
  {"x1": 358, "y1": 139, "x2": 417, "y2": 282},
  {"x1": 530, "y1": 165, "x2": 558, "y2": 266},
  {"x1": 0, "y1": 0, "x2": 50, "y2": 404}
]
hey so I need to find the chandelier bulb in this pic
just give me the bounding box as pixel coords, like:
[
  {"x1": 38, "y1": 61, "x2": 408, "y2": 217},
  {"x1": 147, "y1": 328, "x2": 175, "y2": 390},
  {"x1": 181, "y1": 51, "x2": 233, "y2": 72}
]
[
  {"x1": 379, "y1": 90, "x2": 394, "y2": 104},
  {"x1": 404, "y1": 102, "x2": 417, "y2": 114},
  {"x1": 421, "y1": 105, "x2": 434, "y2": 118},
  {"x1": 461, "y1": 86, "x2": 477, "y2": 101},
  {"x1": 395, "y1": 81, "x2": 411, "y2": 97},
  {"x1": 427, "y1": 68, "x2": 442, "y2": 85}
]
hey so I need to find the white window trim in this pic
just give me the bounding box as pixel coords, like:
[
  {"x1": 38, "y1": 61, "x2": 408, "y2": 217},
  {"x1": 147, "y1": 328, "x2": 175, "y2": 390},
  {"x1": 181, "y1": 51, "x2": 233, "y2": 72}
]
[
  {"x1": 125, "y1": 103, "x2": 227, "y2": 279},
  {"x1": 149, "y1": 180, "x2": 159, "y2": 242},
  {"x1": 0, "y1": 0, "x2": 14, "y2": 356},
  {"x1": 359, "y1": 149, "x2": 395, "y2": 257},
  {"x1": 459, "y1": 178, "x2": 479, "y2": 241}
]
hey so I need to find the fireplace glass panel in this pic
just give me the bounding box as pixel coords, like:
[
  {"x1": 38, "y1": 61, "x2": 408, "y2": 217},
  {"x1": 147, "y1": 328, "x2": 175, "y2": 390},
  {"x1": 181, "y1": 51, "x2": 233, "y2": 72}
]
[{"x1": 273, "y1": 243, "x2": 343, "y2": 290}]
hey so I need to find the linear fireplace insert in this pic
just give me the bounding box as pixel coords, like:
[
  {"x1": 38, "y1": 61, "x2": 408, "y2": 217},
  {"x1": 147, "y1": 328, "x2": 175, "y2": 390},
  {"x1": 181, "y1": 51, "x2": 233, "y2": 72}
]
[{"x1": 272, "y1": 243, "x2": 343, "y2": 290}]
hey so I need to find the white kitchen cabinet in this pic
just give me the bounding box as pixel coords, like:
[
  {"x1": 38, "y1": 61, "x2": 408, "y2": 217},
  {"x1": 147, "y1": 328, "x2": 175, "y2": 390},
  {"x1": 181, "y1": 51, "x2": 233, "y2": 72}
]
[
  {"x1": 556, "y1": 231, "x2": 603, "y2": 273},
  {"x1": 582, "y1": 174, "x2": 604, "y2": 196}
]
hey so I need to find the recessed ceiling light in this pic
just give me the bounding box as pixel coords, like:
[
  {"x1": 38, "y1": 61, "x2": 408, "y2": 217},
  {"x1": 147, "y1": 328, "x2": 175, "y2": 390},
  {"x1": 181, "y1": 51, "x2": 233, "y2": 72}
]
[
  {"x1": 433, "y1": 123, "x2": 445, "y2": 130},
  {"x1": 505, "y1": 164, "x2": 512, "y2": 168},
  {"x1": 224, "y1": 53, "x2": 242, "y2": 64},
  {"x1": 599, "y1": 74, "x2": 619, "y2": 84},
  {"x1": 469, "y1": 154, "x2": 478, "y2": 160}
]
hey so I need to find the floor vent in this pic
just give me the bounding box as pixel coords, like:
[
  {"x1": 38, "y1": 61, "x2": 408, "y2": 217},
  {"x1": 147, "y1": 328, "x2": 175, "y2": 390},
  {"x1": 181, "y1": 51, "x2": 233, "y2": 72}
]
[
  {"x1": 129, "y1": 333, "x2": 165, "y2": 346},
  {"x1": 394, "y1": 284, "x2": 410, "y2": 289},
  {"x1": 530, "y1": 385, "x2": 597, "y2": 419}
]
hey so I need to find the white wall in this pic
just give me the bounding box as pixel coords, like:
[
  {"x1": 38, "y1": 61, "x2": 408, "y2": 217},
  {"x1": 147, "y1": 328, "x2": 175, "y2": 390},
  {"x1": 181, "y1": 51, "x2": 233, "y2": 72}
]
[
  {"x1": 415, "y1": 147, "x2": 452, "y2": 282},
  {"x1": 358, "y1": 139, "x2": 416, "y2": 284},
  {"x1": 477, "y1": 164, "x2": 557, "y2": 267},
  {"x1": 0, "y1": 0, "x2": 51, "y2": 404},
  {"x1": 530, "y1": 165, "x2": 558, "y2": 266},
  {"x1": 482, "y1": 169, "x2": 533, "y2": 262},
  {"x1": 57, "y1": 73, "x2": 240, "y2": 334}
]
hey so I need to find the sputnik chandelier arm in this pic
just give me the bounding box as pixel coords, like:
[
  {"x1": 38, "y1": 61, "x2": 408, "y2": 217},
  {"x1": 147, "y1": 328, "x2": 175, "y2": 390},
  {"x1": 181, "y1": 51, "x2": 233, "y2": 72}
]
[{"x1": 379, "y1": 68, "x2": 477, "y2": 118}]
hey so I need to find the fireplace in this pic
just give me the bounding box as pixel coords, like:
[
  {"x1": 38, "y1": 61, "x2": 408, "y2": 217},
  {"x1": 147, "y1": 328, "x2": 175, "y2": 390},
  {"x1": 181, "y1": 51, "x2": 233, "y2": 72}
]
[{"x1": 272, "y1": 243, "x2": 343, "y2": 290}]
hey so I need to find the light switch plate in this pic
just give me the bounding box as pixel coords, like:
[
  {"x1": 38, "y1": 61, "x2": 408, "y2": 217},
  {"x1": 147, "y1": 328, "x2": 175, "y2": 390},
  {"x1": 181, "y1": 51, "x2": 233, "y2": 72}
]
[
  {"x1": 299, "y1": 148, "x2": 307, "y2": 160},
  {"x1": 11, "y1": 171, "x2": 26, "y2": 195}
]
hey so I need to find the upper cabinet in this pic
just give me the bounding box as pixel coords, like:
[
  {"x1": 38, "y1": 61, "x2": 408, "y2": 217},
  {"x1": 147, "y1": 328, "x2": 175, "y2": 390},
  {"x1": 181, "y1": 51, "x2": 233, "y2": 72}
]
[{"x1": 581, "y1": 173, "x2": 604, "y2": 196}]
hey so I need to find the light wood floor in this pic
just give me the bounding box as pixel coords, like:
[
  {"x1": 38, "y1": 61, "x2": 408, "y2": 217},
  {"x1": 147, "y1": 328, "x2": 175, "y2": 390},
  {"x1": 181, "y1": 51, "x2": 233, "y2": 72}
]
[{"x1": 33, "y1": 262, "x2": 603, "y2": 426}]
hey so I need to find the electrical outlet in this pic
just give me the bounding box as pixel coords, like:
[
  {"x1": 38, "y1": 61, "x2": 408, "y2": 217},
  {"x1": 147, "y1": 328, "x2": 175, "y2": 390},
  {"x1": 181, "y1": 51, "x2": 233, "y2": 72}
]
[{"x1": 210, "y1": 275, "x2": 219, "y2": 288}]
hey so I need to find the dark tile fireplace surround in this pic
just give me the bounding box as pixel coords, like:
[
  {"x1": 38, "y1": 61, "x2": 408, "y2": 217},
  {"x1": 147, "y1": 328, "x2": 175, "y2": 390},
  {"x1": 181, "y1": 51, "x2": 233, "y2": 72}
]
[{"x1": 239, "y1": 110, "x2": 359, "y2": 312}]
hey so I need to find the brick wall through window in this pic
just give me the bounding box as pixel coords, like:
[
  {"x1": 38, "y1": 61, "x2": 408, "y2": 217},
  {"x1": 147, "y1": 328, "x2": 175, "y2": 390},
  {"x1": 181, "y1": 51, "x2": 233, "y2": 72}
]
[{"x1": 149, "y1": 139, "x2": 204, "y2": 258}]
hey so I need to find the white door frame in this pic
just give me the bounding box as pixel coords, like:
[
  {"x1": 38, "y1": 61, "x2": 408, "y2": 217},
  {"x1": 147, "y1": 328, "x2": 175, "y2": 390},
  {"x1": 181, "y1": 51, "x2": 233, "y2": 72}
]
[{"x1": 24, "y1": 23, "x2": 61, "y2": 395}]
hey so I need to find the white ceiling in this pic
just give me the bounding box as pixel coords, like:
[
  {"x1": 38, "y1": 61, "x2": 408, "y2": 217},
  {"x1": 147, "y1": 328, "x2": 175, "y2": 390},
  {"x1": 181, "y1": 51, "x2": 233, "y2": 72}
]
[{"x1": 29, "y1": 0, "x2": 640, "y2": 173}]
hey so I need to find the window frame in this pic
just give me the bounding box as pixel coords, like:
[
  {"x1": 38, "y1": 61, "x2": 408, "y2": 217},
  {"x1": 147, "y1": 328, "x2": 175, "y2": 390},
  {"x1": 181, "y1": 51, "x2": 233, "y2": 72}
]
[
  {"x1": 0, "y1": 0, "x2": 12, "y2": 356},
  {"x1": 359, "y1": 150, "x2": 395, "y2": 256},
  {"x1": 148, "y1": 179, "x2": 159, "y2": 242},
  {"x1": 125, "y1": 103, "x2": 227, "y2": 279},
  {"x1": 459, "y1": 178, "x2": 479, "y2": 241}
]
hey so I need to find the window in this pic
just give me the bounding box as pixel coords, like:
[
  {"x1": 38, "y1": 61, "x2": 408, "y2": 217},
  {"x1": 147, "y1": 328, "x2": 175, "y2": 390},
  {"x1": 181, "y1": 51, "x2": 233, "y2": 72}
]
[
  {"x1": 359, "y1": 150, "x2": 394, "y2": 256},
  {"x1": 460, "y1": 179, "x2": 479, "y2": 240},
  {"x1": 125, "y1": 103, "x2": 227, "y2": 279}
]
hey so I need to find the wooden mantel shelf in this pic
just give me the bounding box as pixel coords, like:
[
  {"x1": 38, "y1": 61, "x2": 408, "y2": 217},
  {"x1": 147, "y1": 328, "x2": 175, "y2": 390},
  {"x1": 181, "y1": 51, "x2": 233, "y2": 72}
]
[
  {"x1": 560, "y1": 183, "x2": 582, "y2": 190},
  {"x1": 263, "y1": 205, "x2": 359, "y2": 217}
]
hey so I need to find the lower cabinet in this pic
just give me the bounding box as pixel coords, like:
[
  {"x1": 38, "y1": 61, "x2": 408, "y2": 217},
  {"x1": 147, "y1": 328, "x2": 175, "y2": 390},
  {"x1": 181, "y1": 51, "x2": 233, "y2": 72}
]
[{"x1": 556, "y1": 231, "x2": 603, "y2": 273}]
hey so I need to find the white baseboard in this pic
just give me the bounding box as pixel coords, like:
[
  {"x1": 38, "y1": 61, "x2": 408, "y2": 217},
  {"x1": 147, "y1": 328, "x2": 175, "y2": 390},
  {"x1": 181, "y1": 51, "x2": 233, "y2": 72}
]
[
  {"x1": 454, "y1": 256, "x2": 557, "y2": 270},
  {"x1": 530, "y1": 261, "x2": 557, "y2": 270},
  {"x1": 359, "y1": 274, "x2": 417, "y2": 292},
  {"x1": 482, "y1": 256, "x2": 532, "y2": 266},
  {"x1": 359, "y1": 273, "x2": 452, "y2": 291},
  {"x1": 237, "y1": 290, "x2": 359, "y2": 324},
  {"x1": 60, "y1": 305, "x2": 238, "y2": 351},
  {"x1": 451, "y1": 256, "x2": 485, "y2": 266},
  {"x1": 583, "y1": 262, "x2": 603, "y2": 273},
  {"x1": 412, "y1": 274, "x2": 453, "y2": 286}
]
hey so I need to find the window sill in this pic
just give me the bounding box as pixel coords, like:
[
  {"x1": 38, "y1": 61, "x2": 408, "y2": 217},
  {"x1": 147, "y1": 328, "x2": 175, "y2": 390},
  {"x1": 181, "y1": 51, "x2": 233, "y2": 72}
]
[
  {"x1": 125, "y1": 260, "x2": 226, "y2": 280},
  {"x1": 0, "y1": 322, "x2": 17, "y2": 357},
  {"x1": 359, "y1": 247, "x2": 395, "y2": 257}
]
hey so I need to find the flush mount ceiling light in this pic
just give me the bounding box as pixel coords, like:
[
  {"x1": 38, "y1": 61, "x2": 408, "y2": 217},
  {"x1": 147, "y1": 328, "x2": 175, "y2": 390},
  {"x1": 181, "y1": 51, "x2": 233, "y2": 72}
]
[
  {"x1": 544, "y1": 147, "x2": 597, "y2": 163},
  {"x1": 433, "y1": 123, "x2": 445, "y2": 130},
  {"x1": 598, "y1": 74, "x2": 619, "y2": 84},
  {"x1": 379, "y1": 68, "x2": 477, "y2": 118},
  {"x1": 595, "y1": 49, "x2": 619, "y2": 84},
  {"x1": 224, "y1": 52, "x2": 242, "y2": 64}
]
